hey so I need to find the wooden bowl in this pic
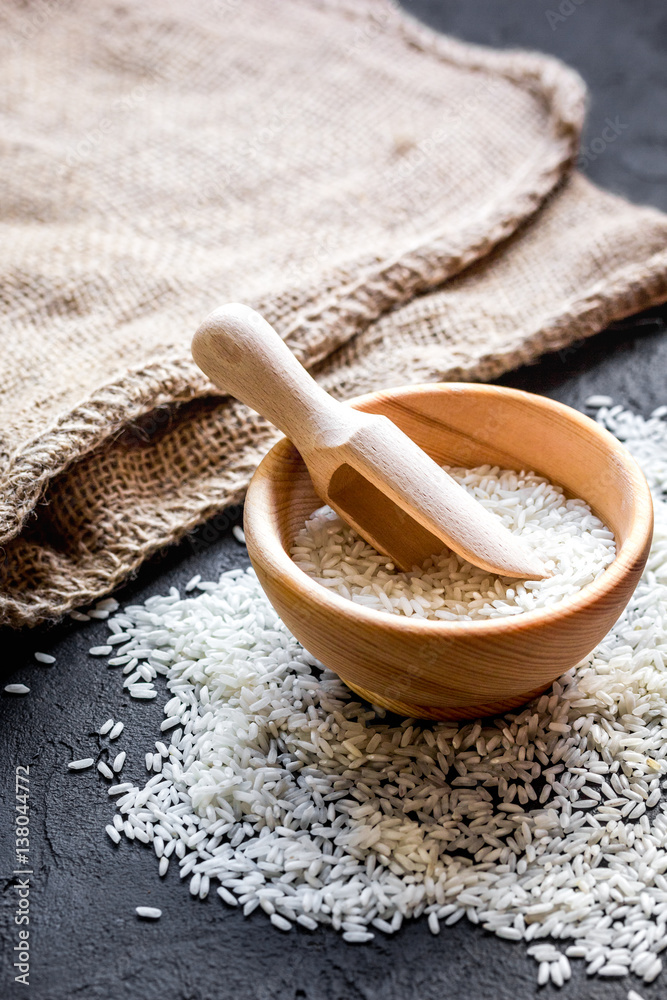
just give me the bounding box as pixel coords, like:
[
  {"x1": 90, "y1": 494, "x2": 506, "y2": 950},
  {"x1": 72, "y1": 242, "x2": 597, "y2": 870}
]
[{"x1": 244, "y1": 384, "x2": 653, "y2": 720}]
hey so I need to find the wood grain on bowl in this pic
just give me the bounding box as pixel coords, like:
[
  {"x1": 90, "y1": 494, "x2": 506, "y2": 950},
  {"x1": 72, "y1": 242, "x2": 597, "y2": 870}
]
[{"x1": 244, "y1": 384, "x2": 653, "y2": 719}]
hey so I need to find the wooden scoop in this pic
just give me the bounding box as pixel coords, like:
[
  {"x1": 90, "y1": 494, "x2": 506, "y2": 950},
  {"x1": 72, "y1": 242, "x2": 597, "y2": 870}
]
[{"x1": 191, "y1": 304, "x2": 547, "y2": 579}]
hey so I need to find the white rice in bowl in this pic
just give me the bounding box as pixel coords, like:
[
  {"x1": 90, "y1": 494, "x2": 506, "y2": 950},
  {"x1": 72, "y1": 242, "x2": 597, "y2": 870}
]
[{"x1": 290, "y1": 465, "x2": 617, "y2": 621}]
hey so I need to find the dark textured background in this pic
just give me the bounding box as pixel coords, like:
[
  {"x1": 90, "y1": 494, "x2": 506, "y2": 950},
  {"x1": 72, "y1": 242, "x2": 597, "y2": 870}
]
[{"x1": 2, "y1": 3, "x2": 667, "y2": 998}]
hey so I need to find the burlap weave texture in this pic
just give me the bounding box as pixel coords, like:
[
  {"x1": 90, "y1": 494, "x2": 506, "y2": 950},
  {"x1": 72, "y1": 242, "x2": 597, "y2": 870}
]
[{"x1": 1, "y1": 0, "x2": 666, "y2": 626}]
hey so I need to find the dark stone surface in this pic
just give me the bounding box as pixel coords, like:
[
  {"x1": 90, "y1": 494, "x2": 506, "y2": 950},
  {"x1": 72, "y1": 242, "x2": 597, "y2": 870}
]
[
  {"x1": 1, "y1": 3, "x2": 667, "y2": 998},
  {"x1": 406, "y1": 0, "x2": 667, "y2": 212}
]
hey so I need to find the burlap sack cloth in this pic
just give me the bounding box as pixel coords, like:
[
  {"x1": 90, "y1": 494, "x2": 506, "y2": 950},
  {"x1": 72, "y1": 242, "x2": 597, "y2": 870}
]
[{"x1": 2, "y1": 0, "x2": 667, "y2": 627}]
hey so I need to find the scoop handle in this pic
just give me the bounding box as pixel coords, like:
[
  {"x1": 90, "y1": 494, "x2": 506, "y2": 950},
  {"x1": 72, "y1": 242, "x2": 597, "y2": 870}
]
[{"x1": 191, "y1": 303, "x2": 342, "y2": 446}]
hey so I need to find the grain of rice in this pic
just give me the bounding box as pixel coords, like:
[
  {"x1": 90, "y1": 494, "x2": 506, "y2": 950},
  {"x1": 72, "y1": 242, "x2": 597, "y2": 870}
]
[
  {"x1": 109, "y1": 721, "x2": 124, "y2": 740},
  {"x1": 68, "y1": 758, "x2": 94, "y2": 770},
  {"x1": 34, "y1": 651, "x2": 55, "y2": 664},
  {"x1": 599, "y1": 963, "x2": 629, "y2": 976},
  {"x1": 107, "y1": 632, "x2": 129, "y2": 645},
  {"x1": 97, "y1": 761, "x2": 114, "y2": 780},
  {"x1": 129, "y1": 687, "x2": 158, "y2": 700},
  {"x1": 4, "y1": 684, "x2": 30, "y2": 695},
  {"x1": 643, "y1": 958, "x2": 662, "y2": 983},
  {"x1": 233, "y1": 525, "x2": 246, "y2": 545},
  {"x1": 550, "y1": 961, "x2": 564, "y2": 987},
  {"x1": 112, "y1": 751, "x2": 126, "y2": 773},
  {"x1": 70, "y1": 610, "x2": 90, "y2": 621},
  {"x1": 99, "y1": 718, "x2": 115, "y2": 735},
  {"x1": 89, "y1": 645, "x2": 112, "y2": 656},
  {"x1": 106, "y1": 824, "x2": 121, "y2": 844},
  {"x1": 217, "y1": 886, "x2": 238, "y2": 906},
  {"x1": 135, "y1": 906, "x2": 162, "y2": 919},
  {"x1": 96, "y1": 598, "x2": 119, "y2": 612},
  {"x1": 559, "y1": 954, "x2": 571, "y2": 981},
  {"x1": 585, "y1": 395, "x2": 614, "y2": 408},
  {"x1": 108, "y1": 783, "x2": 133, "y2": 796},
  {"x1": 160, "y1": 716, "x2": 181, "y2": 731}
]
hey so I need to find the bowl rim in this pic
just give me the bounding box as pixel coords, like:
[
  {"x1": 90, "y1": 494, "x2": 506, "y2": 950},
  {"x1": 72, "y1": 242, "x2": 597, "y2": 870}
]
[{"x1": 244, "y1": 383, "x2": 654, "y2": 637}]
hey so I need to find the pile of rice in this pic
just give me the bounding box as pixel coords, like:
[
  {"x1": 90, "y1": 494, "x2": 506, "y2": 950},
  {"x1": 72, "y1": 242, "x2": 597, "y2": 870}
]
[
  {"x1": 90, "y1": 402, "x2": 667, "y2": 990},
  {"x1": 290, "y1": 466, "x2": 616, "y2": 620}
]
